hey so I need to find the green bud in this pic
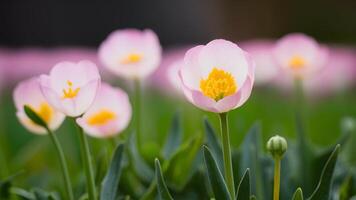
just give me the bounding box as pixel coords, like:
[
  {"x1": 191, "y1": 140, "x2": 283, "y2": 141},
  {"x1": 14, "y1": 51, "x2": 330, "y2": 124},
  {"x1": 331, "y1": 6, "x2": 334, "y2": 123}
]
[
  {"x1": 267, "y1": 135, "x2": 287, "y2": 158},
  {"x1": 341, "y1": 117, "x2": 355, "y2": 133}
]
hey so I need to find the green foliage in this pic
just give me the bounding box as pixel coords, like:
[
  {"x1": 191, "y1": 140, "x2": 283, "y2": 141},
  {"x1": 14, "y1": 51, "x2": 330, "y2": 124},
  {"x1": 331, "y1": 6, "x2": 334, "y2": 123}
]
[
  {"x1": 155, "y1": 159, "x2": 174, "y2": 200},
  {"x1": 24, "y1": 105, "x2": 47, "y2": 128},
  {"x1": 236, "y1": 169, "x2": 251, "y2": 200},
  {"x1": 203, "y1": 145, "x2": 231, "y2": 200},
  {"x1": 100, "y1": 143, "x2": 125, "y2": 200},
  {"x1": 292, "y1": 188, "x2": 303, "y2": 200}
]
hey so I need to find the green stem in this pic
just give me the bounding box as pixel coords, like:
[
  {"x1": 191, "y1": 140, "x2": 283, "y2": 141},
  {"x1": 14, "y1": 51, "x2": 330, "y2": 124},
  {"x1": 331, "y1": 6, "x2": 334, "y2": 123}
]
[
  {"x1": 46, "y1": 127, "x2": 74, "y2": 200},
  {"x1": 219, "y1": 112, "x2": 235, "y2": 199},
  {"x1": 273, "y1": 158, "x2": 281, "y2": 200},
  {"x1": 293, "y1": 77, "x2": 305, "y2": 114},
  {"x1": 134, "y1": 79, "x2": 141, "y2": 147},
  {"x1": 73, "y1": 120, "x2": 97, "y2": 200}
]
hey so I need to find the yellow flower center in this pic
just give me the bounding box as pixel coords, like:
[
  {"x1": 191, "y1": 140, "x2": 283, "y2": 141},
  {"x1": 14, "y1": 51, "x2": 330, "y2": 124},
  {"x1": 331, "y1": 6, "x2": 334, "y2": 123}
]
[
  {"x1": 200, "y1": 68, "x2": 237, "y2": 101},
  {"x1": 87, "y1": 109, "x2": 117, "y2": 126},
  {"x1": 29, "y1": 103, "x2": 54, "y2": 124},
  {"x1": 62, "y1": 80, "x2": 80, "y2": 99},
  {"x1": 289, "y1": 55, "x2": 306, "y2": 69},
  {"x1": 121, "y1": 53, "x2": 142, "y2": 64}
]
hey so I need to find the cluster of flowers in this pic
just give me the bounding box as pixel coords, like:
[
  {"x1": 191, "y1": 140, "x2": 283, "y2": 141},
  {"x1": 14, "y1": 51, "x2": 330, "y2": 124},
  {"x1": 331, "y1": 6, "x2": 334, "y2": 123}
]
[
  {"x1": 9, "y1": 29, "x2": 352, "y2": 200},
  {"x1": 153, "y1": 34, "x2": 356, "y2": 97}
]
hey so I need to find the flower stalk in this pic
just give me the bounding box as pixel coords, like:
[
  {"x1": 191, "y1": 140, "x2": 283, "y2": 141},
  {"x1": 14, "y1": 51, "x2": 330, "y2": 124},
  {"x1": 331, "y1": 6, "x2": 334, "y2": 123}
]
[
  {"x1": 46, "y1": 127, "x2": 74, "y2": 200},
  {"x1": 74, "y1": 119, "x2": 97, "y2": 200},
  {"x1": 134, "y1": 79, "x2": 142, "y2": 146},
  {"x1": 219, "y1": 112, "x2": 235, "y2": 199},
  {"x1": 267, "y1": 135, "x2": 288, "y2": 200}
]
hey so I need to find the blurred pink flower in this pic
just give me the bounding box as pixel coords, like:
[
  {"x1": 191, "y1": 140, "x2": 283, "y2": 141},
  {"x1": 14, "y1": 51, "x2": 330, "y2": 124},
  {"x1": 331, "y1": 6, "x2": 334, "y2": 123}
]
[
  {"x1": 39, "y1": 60, "x2": 101, "y2": 117},
  {"x1": 240, "y1": 40, "x2": 279, "y2": 85},
  {"x1": 13, "y1": 77, "x2": 65, "y2": 134},
  {"x1": 273, "y1": 45, "x2": 356, "y2": 96},
  {"x1": 98, "y1": 29, "x2": 162, "y2": 80},
  {"x1": 0, "y1": 48, "x2": 100, "y2": 85},
  {"x1": 76, "y1": 82, "x2": 131, "y2": 138},
  {"x1": 179, "y1": 39, "x2": 255, "y2": 113},
  {"x1": 273, "y1": 33, "x2": 328, "y2": 78},
  {"x1": 150, "y1": 46, "x2": 192, "y2": 95}
]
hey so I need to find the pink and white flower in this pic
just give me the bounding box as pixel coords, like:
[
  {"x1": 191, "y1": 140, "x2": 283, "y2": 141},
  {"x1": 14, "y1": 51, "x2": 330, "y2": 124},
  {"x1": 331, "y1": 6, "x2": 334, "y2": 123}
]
[
  {"x1": 39, "y1": 60, "x2": 101, "y2": 117},
  {"x1": 98, "y1": 29, "x2": 162, "y2": 79},
  {"x1": 273, "y1": 33, "x2": 328, "y2": 78},
  {"x1": 179, "y1": 39, "x2": 255, "y2": 113},
  {"x1": 13, "y1": 77, "x2": 65, "y2": 134},
  {"x1": 76, "y1": 83, "x2": 132, "y2": 138}
]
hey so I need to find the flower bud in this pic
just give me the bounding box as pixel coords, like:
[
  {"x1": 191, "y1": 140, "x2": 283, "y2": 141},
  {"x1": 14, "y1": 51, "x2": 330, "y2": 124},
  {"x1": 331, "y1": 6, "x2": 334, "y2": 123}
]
[
  {"x1": 267, "y1": 135, "x2": 288, "y2": 158},
  {"x1": 341, "y1": 117, "x2": 355, "y2": 133}
]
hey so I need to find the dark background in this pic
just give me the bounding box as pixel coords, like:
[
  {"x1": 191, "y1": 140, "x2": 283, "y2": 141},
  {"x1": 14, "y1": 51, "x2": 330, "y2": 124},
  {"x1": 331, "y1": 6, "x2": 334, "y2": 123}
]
[{"x1": 1, "y1": 0, "x2": 356, "y2": 48}]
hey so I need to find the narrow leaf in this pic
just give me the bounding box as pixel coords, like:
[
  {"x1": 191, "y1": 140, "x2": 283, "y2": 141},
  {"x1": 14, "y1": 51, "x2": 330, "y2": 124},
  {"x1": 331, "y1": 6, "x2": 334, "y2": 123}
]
[
  {"x1": 162, "y1": 112, "x2": 182, "y2": 159},
  {"x1": 236, "y1": 169, "x2": 250, "y2": 200},
  {"x1": 204, "y1": 118, "x2": 224, "y2": 173},
  {"x1": 239, "y1": 122, "x2": 265, "y2": 199},
  {"x1": 339, "y1": 176, "x2": 353, "y2": 200},
  {"x1": 292, "y1": 188, "x2": 303, "y2": 200},
  {"x1": 155, "y1": 159, "x2": 174, "y2": 200},
  {"x1": 100, "y1": 144, "x2": 125, "y2": 200},
  {"x1": 307, "y1": 145, "x2": 340, "y2": 200},
  {"x1": 24, "y1": 105, "x2": 47, "y2": 128},
  {"x1": 203, "y1": 146, "x2": 231, "y2": 200},
  {"x1": 127, "y1": 131, "x2": 154, "y2": 183},
  {"x1": 163, "y1": 134, "x2": 203, "y2": 190}
]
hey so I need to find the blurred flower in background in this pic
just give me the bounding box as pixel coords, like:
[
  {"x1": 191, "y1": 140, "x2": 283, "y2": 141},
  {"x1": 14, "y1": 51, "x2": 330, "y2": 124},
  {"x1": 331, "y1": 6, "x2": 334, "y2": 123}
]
[
  {"x1": 98, "y1": 29, "x2": 162, "y2": 80},
  {"x1": 0, "y1": 48, "x2": 100, "y2": 86},
  {"x1": 77, "y1": 82, "x2": 132, "y2": 138},
  {"x1": 150, "y1": 46, "x2": 192, "y2": 95},
  {"x1": 240, "y1": 40, "x2": 279, "y2": 85},
  {"x1": 13, "y1": 77, "x2": 65, "y2": 134},
  {"x1": 239, "y1": 35, "x2": 356, "y2": 97}
]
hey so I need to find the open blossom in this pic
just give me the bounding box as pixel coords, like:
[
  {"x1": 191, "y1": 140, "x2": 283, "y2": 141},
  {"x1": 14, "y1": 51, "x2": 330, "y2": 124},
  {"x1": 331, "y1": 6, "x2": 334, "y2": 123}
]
[
  {"x1": 13, "y1": 77, "x2": 65, "y2": 134},
  {"x1": 273, "y1": 33, "x2": 328, "y2": 78},
  {"x1": 179, "y1": 39, "x2": 255, "y2": 113},
  {"x1": 240, "y1": 40, "x2": 279, "y2": 85},
  {"x1": 39, "y1": 60, "x2": 101, "y2": 117},
  {"x1": 76, "y1": 83, "x2": 131, "y2": 138},
  {"x1": 98, "y1": 29, "x2": 162, "y2": 79}
]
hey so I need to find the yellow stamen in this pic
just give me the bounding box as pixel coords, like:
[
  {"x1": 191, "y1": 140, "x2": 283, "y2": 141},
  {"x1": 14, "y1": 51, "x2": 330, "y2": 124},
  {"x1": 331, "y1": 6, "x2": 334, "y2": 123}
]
[
  {"x1": 289, "y1": 55, "x2": 306, "y2": 69},
  {"x1": 63, "y1": 80, "x2": 80, "y2": 99},
  {"x1": 200, "y1": 68, "x2": 237, "y2": 101},
  {"x1": 87, "y1": 109, "x2": 117, "y2": 126},
  {"x1": 121, "y1": 53, "x2": 142, "y2": 64},
  {"x1": 29, "y1": 103, "x2": 54, "y2": 124}
]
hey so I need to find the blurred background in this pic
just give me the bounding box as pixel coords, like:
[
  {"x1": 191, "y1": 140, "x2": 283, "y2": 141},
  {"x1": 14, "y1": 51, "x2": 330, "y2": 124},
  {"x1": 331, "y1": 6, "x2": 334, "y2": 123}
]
[{"x1": 0, "y1": 0, "x2": 356, "y2": 194}]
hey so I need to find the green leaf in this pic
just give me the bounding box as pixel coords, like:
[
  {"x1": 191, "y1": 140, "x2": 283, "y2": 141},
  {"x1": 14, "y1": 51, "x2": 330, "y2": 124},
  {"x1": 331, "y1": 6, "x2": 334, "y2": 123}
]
[
  {"x1": 204, "y1": 118, "x2": 223, "y2": 173},
  {"x1": 32, "y1": 188, "x2": 58, "y2": 200},
  {"x1": 339, "y1": 175, "x2": 354, "y2": 200},
  {"x1": 23, "y1": 105, "x2": 47, "y2": 128},
  {"x1": 203, "y1": 146, "x2": 231, "y2": 200},
  {"x1": 155, "y1": 159, "x2": 174, "y2": 200},
  {"x1": 127, "y1": 131, "x2": 154, "y2": 183},
  {"x1": 239, "y1": 123, "x2": 264, "y2": 199},
  {"x1": 292, "y1": 188, "x2": 303, "y2": 200},
  {"x1": 100, "y1": 143, "x2": 125, "y2": 200},
  {"x1": 10, "y1": 187, "x2": 35, "y2": 200},
  {"x1": 95, "y1": 149, "x2": 109, "y2": 187},
  {"x1": 295, "y1": 113, "x2": 314, "y2": 195},
  {"x1": 163, "y1": 134, "x2": 203, "y2": 190},
  {"x1": 0, "y1": 171, "x2": 24, "y2": 199},
  {"x1": 236, "y1": 169, "x2": 250, "y2": 200},
  {"x1": 307, "y1": 144, "x2": 340, "y2": 200},
  {"x1": 162, "y1": 112, "x2": 182, "y2": 159},
  {"x1": 250, "y1": 195, "x2": 257, "y2": 200}
]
